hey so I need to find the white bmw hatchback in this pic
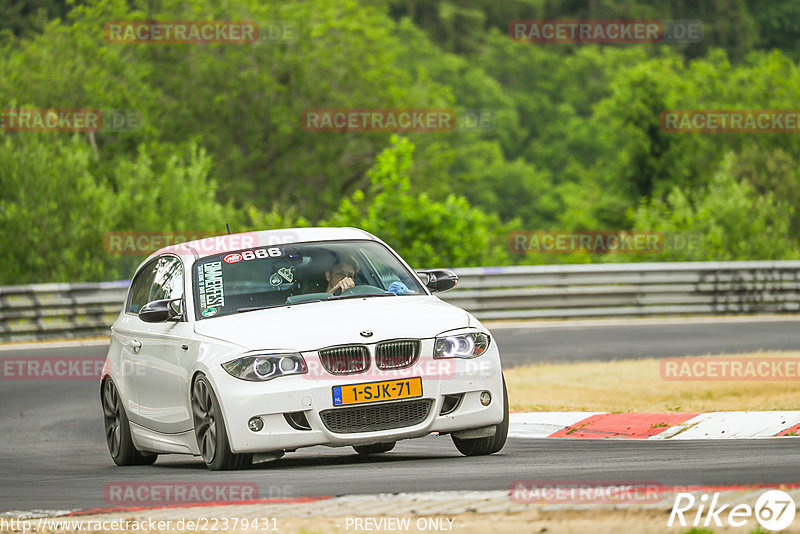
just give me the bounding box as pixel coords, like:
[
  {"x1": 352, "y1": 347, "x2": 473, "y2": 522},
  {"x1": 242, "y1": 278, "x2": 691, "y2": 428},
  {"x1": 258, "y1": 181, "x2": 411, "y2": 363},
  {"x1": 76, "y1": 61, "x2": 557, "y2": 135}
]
[{"x1": 101, "y1": 227, "x2": 508, "y2": 470}]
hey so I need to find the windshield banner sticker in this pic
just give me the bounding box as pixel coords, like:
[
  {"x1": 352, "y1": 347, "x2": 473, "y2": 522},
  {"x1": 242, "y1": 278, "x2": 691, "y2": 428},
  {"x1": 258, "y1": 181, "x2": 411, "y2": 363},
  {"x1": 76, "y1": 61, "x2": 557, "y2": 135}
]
[
  {"x1": 198, "y1": 261, "x2": 225, "y2": 309},
  {"x1": 243, "y1": 247, "x2": 282, "y2": 260}
]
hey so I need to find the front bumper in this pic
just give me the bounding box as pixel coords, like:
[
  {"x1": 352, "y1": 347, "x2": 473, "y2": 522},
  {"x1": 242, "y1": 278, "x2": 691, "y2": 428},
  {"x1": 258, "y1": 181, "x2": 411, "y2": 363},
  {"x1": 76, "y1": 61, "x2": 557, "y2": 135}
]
[{"x1": 208, "y1": 341, "x2": 505, "y2": 454}]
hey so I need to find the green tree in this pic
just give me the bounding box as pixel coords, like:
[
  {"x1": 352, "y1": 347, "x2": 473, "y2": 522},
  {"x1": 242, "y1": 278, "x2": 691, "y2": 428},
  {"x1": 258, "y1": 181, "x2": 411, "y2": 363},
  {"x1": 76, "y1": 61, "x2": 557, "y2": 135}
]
[
  {"x1": 0, "y1": 135, "x2": 235, "y2": 283},
  {"x1": 747, "y1": 0, "x2": 800, "y2": 58},
  {"x1": 623, "y1": 155, "x2": 799, "y2": 261},
  {"x1": 324, "y1": 136, "x2": 516, "y2": 268},
  {"x1": 0, "y1": 135, "x2": 113, "y2": 283},
  {"x1": 729, "y1": 146, "x2": 800, "y2": 237}
]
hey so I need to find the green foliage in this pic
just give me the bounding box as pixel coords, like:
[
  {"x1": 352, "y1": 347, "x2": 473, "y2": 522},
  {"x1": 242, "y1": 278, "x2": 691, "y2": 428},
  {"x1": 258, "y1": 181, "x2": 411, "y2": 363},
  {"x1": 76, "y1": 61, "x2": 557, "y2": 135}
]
[
  {"x1": 729, "y1": 146, "x2": 800, "y2": 237},
  {"x1": 0, "y1": 0, "x2": 77, "y2": 38},
  {"x1": 110, "y1": 143, "x2": 230, "y2": 233},
  {"x1": 390, "y1": 0, "x2": 759, "y2": 61},
  {"x1": 0, "y1": 135, "x2": 235, "y2": 283},
  {"x1": 0, "y1": 134, "x2": 112, "y2": 284},
  {"x1": 241, "y1": 205, "x2": 312, "y2": 232},
  {"x1": 323, "y1": 137, "x2": 516, "y2": 268},
  {"x1": 2, "y1": 0, "x2": 800, "y2": 284},
  {"x1": 747, "y1": 0, "x2": 800, "y2": 59},
  {"x1": 622, "y1": 155, "x2": 800, "y2": 262},
  {"x1": 0, "y1": 0, "x2": 456, "y2": 220}
]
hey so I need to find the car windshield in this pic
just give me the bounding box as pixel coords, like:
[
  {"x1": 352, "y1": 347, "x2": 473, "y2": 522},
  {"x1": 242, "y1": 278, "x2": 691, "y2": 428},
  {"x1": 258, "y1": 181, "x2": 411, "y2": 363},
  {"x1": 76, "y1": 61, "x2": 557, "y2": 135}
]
[{"x1": 192, "y1": 239, "x2": 426, "y2": 319}]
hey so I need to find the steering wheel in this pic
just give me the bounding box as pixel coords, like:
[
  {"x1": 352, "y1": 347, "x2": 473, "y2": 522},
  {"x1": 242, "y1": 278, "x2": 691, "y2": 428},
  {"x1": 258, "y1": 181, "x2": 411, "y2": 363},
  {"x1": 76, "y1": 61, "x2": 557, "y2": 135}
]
[
  {"x1": 331, "y1": 284, "x2": 386, "y2": 298},
  {"x1": 334, "y1": 286, "x2": 357, "y2": 297}
]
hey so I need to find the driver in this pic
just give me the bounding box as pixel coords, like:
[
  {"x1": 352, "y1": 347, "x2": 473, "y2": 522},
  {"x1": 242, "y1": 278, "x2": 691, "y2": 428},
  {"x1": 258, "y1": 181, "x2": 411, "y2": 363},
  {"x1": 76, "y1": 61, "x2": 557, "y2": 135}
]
[{"x1": 325, "y1": 253, "x2": 359, "y2": 294}]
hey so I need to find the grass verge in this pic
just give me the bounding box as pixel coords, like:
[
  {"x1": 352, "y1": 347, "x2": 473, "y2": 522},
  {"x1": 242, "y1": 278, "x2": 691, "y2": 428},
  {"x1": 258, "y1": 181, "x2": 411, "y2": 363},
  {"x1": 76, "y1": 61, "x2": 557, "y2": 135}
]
[{"x1": 504, "y1": 351, "x2": 800, "y2": 413}]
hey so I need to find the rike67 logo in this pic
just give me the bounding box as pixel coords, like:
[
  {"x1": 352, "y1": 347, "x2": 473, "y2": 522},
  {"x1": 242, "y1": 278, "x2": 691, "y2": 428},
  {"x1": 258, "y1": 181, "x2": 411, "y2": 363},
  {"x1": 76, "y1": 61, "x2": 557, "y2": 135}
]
[{"x1": 669, "y1": 490, "x2": 796, "y2": 531}]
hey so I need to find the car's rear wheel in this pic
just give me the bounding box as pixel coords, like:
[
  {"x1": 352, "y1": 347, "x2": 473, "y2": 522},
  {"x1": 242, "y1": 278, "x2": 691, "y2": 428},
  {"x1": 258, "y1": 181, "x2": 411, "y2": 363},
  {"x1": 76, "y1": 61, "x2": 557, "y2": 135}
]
[
  {"x1": 353, "y1": 442, "x2": 396, "y2": 455},
  {"x1": 452, "y1": 376, "x2": 509, "y2": 456},
  {"x1": 101, "y1": 379, "x2": 158, "y2": 466},
  {"x1": 192, "y1": 375, "x2": 252, "y2": 470}
]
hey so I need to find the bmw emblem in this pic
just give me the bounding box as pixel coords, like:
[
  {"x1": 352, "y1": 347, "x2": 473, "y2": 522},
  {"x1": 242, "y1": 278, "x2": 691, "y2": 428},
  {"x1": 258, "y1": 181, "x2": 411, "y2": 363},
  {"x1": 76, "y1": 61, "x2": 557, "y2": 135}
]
[{"x1": 360, "y1": 330, "x2": 373, "y2": 338}]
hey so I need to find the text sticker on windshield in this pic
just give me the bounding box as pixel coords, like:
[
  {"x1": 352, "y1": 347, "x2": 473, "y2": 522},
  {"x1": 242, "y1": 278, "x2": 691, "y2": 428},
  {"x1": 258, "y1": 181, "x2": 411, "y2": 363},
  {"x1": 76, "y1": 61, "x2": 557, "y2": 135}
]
[
  {"x1": 242, "y1": 247, "x2": 282, "y2": 261},
  {"x1": 198, "y1": 261, "x2": 225, "y2": 310}
]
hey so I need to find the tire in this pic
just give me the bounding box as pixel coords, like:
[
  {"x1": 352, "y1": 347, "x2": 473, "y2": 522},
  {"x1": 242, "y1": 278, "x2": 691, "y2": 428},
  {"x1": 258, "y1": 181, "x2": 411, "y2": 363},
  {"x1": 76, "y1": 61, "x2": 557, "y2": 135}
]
[
  {"x1": 452, "y1": 376, "x2": 509, "y2": 456},
  {"x1": 192, "y1": 375, "x2": 252, "y2": 470},
  {"x1": 101, "y1": 379, "x2": 158, "y2": 466},
  {"x1": 353, "y1": 442, "x2": 396, "y2": 455}
]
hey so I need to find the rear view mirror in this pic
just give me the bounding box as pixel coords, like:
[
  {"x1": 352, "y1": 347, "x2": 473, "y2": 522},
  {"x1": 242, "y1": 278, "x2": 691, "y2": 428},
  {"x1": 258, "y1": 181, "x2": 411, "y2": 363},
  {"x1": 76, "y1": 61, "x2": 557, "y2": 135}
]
[{"x1": 416, "y1": 269, "x2": 458, "y2": 293}]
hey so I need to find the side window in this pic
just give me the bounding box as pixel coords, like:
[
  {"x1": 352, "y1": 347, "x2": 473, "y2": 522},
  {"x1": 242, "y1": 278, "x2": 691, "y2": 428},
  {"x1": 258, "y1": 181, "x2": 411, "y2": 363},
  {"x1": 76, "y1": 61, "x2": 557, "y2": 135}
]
[
  {"x1": 126, "y1": 256, "x2": 183, "y2": 314},
  {"x1": 150, "y1": 256, "x2": 184, "y2": 302},
  {"x1": 127, "y1": 259, "x2": 159, "y2": 314}
]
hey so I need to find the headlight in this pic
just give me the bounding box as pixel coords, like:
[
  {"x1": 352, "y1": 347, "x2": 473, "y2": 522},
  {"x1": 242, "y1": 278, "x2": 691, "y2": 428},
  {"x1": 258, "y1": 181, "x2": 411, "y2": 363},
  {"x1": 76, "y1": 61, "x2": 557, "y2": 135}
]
[
  {"x1": 222, "y1": 353, "x2": 308, "y2": 381},
  {"x1": 433, "y1": 332, "x2": 490, "y2": 359}
]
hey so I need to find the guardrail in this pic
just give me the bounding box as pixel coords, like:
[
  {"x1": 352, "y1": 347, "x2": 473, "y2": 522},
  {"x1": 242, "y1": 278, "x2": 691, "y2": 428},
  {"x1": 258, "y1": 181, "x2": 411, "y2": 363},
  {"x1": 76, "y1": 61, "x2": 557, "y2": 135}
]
[
  {"x1": 439, "y1": 261, "x2": 800, "y2": 320},
  {"x1": 0, "y1": 281, "x2": 129, "y2": 343},
  {"x1": 1, "y1": 261, "x2": 799, "y2": 342}
]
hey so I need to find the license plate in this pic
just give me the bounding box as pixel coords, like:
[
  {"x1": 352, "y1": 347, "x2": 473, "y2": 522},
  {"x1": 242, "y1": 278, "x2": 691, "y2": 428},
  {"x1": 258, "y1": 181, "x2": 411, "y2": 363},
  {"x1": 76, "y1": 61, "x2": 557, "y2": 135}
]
[{"x1": 332, "y1": 377, "x2": 423, "y2": 406}]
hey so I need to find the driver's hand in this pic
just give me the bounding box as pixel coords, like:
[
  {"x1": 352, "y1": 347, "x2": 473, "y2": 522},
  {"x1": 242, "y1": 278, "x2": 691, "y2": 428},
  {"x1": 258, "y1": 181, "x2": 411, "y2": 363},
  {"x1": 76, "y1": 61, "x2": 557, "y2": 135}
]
[{"x1": 331, "y1": 277, "x2": 355, "y2": 293}]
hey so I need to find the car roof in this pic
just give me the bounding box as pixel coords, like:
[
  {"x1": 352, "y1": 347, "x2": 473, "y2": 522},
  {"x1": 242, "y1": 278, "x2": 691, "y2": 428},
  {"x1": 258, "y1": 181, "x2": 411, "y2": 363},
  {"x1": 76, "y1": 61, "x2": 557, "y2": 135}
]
[{"x1": 145, "y1": 227, "x2": 379, "y2": 263}]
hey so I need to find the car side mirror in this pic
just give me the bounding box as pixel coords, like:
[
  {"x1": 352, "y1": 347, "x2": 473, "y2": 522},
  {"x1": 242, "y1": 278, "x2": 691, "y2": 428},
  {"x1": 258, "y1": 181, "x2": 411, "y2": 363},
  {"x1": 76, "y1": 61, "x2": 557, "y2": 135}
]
[
  {"x1": 416, "y1": 269, "x2": 458, "y2": 293},
  {"x1": 139, "y1": 298, "x2": 183, "y2": 323}
]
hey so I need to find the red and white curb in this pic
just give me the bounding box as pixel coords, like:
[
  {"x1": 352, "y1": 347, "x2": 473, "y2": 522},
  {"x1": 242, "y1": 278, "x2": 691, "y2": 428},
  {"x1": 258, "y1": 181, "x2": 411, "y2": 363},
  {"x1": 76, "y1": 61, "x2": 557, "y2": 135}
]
[{"x1": 509, "y1": 411, "x2": 800, "y2": 439}]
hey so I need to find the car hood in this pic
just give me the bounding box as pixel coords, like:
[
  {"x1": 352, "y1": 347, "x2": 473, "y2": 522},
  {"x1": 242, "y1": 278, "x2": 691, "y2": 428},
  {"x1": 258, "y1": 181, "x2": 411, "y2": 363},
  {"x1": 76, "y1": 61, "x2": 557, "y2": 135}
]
[{"x1": 193, "y1": 295, "x2": 471, "y2": 351}]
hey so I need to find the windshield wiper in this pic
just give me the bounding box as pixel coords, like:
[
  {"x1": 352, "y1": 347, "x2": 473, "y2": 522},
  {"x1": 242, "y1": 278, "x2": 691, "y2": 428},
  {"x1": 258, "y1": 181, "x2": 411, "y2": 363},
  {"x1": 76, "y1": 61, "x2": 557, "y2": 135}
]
[
  {"x1": 326, "y1": 292, "x2": 396, "y2": 301},
  {"x1": 237, "y1": 305, "x2": 282, "y2": 313},
  {"x1": 238, "y1": 293, "x2": 394, "y2": 312}
]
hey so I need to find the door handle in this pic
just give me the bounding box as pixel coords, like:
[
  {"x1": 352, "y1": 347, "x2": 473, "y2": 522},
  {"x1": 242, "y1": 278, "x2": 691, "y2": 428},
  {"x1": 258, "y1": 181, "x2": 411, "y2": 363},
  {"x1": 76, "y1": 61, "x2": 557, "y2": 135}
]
[{"x1": 129, "y1": 339, "x2": 142, "y2": 352}]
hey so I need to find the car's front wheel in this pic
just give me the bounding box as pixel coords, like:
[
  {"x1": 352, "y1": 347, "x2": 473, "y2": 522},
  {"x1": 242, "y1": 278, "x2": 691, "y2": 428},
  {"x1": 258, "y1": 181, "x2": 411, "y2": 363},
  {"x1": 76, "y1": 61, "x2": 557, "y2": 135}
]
[
  {"x1": 192, "y1": 375, "x2": 252, "y2": 470},
  {"x1": 353, "y1": 442, "x2": 396, "y2": 455},
  {"x1": 452, "y1": 376, "x2": 509, "y2": 456},
  {"x1": 101, "y1": 379, "x2": 158, "y2": 466}
]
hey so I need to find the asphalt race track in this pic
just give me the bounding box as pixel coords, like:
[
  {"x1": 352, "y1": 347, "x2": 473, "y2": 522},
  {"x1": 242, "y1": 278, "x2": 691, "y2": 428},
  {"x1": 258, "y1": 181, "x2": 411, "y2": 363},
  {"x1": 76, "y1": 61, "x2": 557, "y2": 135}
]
[
  {"x1": 491, "y1": 316, "x2": 800, "y2": 366},
  {"x1": 2, "y1": 318, "x2": 800, "y2": 513}
]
